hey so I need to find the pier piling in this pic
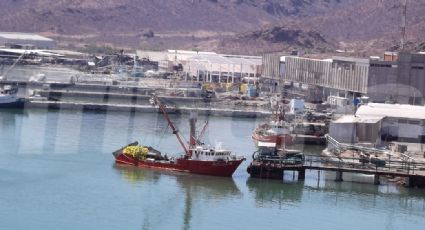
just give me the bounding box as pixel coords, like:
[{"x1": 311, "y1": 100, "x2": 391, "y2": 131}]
[
  {"x1": 298, "y1": 169, "x2": 306, "y2": 180},
  {"x1": 373, "y1": 174, "x2": 380, "y2": 185},
  {"x1": 335, "y1": 170, "x2": 343, "y2": 182}
]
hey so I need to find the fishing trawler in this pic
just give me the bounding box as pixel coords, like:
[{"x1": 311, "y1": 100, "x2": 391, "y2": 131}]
[{"x1": 112, "y1": 95, "x2": 245, "y2": 177}]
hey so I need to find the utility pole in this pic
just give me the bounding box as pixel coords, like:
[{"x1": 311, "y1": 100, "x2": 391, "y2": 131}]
[{"x1": 400, "y1": 0, "x2": 407, "y2": 51}]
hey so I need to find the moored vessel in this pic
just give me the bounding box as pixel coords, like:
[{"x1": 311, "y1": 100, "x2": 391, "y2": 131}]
[
  {"x1": 252, "y1": 97, "x2": 293, "y2": 146},
  {"x1": 112, "y1": 95, "x2": 245, "y2": 177},
  {"x1": 0, "y1": 85, "x2": 24, "y2": 108}
]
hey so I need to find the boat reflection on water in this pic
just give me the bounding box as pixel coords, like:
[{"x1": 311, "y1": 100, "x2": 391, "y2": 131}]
[
  {"x1": 174, "y1": 174, "x2": 242, "y2": 230},
  {"x1": 0, "y1": 108, "x2": 28, "y2": 153},
  {"x1": 246, "y1": 178, "x2": 304, "y2": 208},
  {"x1": 113, "y1": 164, "x2": 242, "y2": 198},
  {"x1": 113, "y1": 164, "x2": 242, "y2": 230},
  {"x1": 113, "y1": 164, "x2": 162, "y2": 185}
]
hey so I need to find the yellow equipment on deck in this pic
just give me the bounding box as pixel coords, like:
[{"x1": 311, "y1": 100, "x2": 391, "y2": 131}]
[{"x1": 123, "y1": 145, "x2": 149, "y2": 159}]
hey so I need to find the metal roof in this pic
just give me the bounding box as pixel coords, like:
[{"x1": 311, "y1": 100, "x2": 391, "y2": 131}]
[
  {"x1": 333, "y1": 115, "x2": 382, "y2": 124},
  {"x1": 0, "y1": 48, "x2": 63, "y2": 57},
  {"x1": 356, "y1": 103, "x2": 425, "y2": 120},
  {"x1": 0, "y1": 32, "x2": 54, "y2": 41},
  {"x1": 188, "y1": 53, "x2": 261, "y2": 66}
]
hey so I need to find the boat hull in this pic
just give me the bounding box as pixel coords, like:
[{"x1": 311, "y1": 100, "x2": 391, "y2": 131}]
[
  {"x1": 114, "y1": 152, "x2": 244, "y2": 177},
  {"x1": 0, "y1": 100, "x2": 25, "y2": 108},
  {"x1": 252, "y1": 131, "x2": 294, "y2": 146}
]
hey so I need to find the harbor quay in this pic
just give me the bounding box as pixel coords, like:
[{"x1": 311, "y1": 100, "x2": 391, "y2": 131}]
[{"x1": 1, "y1": 36, "x2": 424, "y2": 188}]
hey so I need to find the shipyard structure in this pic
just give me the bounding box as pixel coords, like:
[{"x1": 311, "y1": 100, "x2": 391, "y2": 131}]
[{"x1": 263, "y1": 52, "x2": 425, "y2": 106}]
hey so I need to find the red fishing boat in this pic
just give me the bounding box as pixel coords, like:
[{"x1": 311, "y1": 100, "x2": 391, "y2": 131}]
[{"x1": 112, "y1": 95, "x2": 245, "y2": 177}]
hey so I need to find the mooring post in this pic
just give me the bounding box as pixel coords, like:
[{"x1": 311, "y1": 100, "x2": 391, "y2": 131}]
[
  {"x1": 317, "y1": 170, "x2": 321, "y2": 187},
  {"x1": 335, "y1": 170, "x2": 343, "y2": 182},
  {"x1": 374, "y1": 174, "x2": 380, "y2": 185}
]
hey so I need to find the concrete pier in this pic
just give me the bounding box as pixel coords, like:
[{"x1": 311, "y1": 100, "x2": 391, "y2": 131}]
[
  {"x1": 247, "y1": 154, "x2": 425, "y2": 188},
  {"x1": 26, "y1": 101, "x2": 270, "y2": 118}
]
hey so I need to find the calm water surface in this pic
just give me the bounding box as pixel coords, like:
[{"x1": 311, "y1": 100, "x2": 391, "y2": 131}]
[{"x1": 1, "y1": 109, "x2": 425, "y2": 230}]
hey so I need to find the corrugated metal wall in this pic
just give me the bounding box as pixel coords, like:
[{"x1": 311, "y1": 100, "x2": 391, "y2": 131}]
[
  {"x1": 284, "y1": 57, "x2": 369, "y2": 93},
  {"x1": 262, "y1": 53, "x2": 285, "y2": 79}
]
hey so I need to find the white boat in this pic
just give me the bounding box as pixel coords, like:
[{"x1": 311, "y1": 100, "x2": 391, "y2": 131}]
[{"x1": 0, "y1": 85, "x2": 24, "y2": 108}]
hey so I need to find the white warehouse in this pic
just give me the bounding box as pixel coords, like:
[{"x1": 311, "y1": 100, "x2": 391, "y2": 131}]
[
  {"x1": 0, "y1": 32, "x2": 55, "y2": 49},
  {"x1": 329, "y1": 103, "x2": 425, "y2": 145}
]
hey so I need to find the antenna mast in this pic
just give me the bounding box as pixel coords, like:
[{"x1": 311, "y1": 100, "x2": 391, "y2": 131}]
[{"x1": 400, "y1": 0, "x2": 407, "y2": 51}]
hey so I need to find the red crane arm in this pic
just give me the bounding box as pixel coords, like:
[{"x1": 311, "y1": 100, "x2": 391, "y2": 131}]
[{"x1": 152, "y1": 96, "x2": 189, "y2": 155}]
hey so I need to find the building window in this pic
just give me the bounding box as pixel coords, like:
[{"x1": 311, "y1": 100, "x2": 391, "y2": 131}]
[{"x1": 370, "y1": 64, "x2": 392, "y2": 68}]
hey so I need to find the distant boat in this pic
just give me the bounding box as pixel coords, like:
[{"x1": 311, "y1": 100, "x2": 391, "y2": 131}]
[
  {"x1": 252, "y1": 120, "x2": 294, "y2": 146},
  {"x1": 252, "y1": 97, "x2": 293, "y2": 146},
  {"x1": 0, "y1": 85, "x2": 24, "y2": 108}
]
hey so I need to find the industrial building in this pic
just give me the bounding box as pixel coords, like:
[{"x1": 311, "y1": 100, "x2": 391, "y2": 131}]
[
  {"x1": 137, "y1": 50, "x2": 262, "y2": 83},
  {"x1": 185, "y1": 53, "x2": 262, "y2": 83},
  {"x1": 263, "y1": 52, "x2": 425, "y2": 105},
  {"x1": 262, "y1": 52, "x2": 286, "y2": 81},
  {"x1": 329, "y1": 103, "x2": 425, "y2": 146},
  {"x1": 0, "y1": 32, "x2": 55, "y2": 49}
]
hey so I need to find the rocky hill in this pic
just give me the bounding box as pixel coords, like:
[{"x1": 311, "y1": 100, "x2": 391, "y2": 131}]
[
  {"x1": 209, "y1": 26, "x2": 336, "y2": 55},
  {"x1": 0, "y1": 0, "x2": 424, "y2": 55}
]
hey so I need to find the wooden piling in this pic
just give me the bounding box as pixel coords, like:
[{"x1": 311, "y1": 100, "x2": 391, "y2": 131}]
[{"x1": 335, "y1": 170, "x2": 343, "y2": 182}]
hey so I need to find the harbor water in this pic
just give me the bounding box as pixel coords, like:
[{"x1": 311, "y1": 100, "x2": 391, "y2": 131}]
[{"x1": 1, "y1": 108, "x2": 425, "y2": 230}]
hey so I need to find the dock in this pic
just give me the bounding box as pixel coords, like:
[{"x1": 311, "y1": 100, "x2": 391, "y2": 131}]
[
  {"x1": 1, "y1": 79, "x2": 273, "y2": 118},
  {"x1": 247, "y1": 155, "x2": 425, "y2": 187},
  {"x1": 26, "y1": 100, "x2": 271, "y2": 118}
]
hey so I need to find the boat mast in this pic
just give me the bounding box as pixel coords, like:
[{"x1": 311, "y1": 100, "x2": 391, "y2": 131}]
[
  {"x1": 188, "y1": 112, "x2": 197, "y2": 158},
  {"x1": 197, "y1": 121, "x2": 208, "y2": 142},
  {"x1": 150, "y1": 95, "x2": 189, "y2": 155},
  {"x1": 1, "y1": 51, "x2": 27, "y2": 81}
]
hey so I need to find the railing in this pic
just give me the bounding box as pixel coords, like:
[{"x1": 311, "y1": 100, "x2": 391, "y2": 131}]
[
  {"x1": 303, "y1": 154, "x2": 425, "y2": 176},
  {"x1": 325, "y1": 134, "x2": 389, "y2": 155}
]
